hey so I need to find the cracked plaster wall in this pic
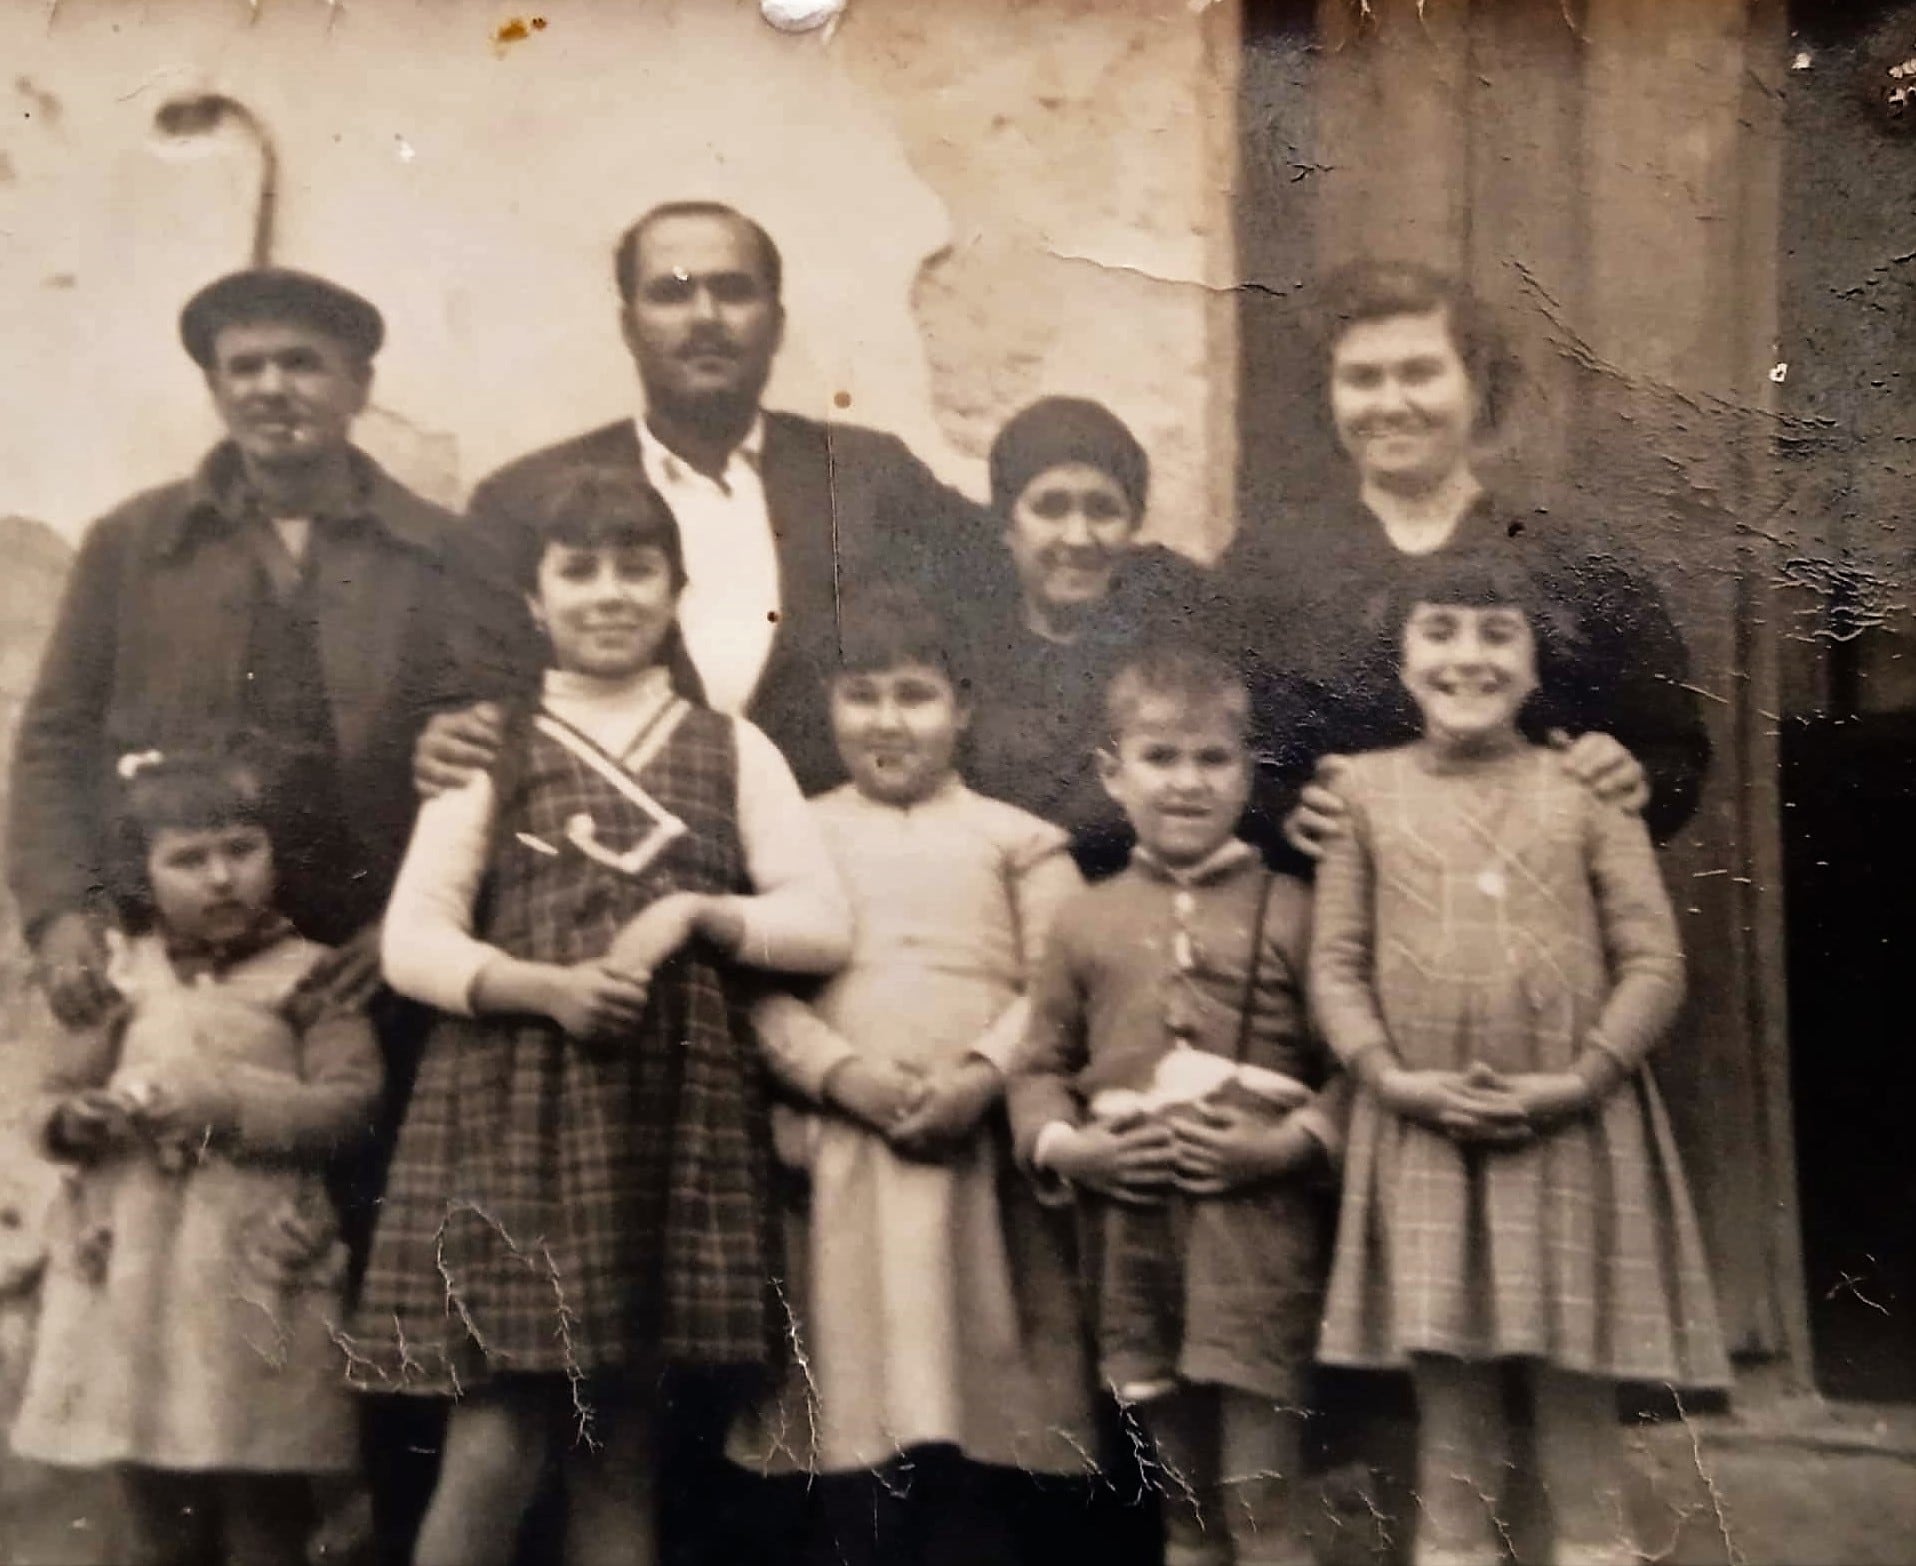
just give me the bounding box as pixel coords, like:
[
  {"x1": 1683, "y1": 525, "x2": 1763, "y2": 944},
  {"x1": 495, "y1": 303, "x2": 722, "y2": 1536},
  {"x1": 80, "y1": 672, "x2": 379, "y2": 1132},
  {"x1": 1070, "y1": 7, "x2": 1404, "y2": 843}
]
[
  {"x1": 0, "y1": 5, "x2": 1241, "y2": 1522},
  {"x1": 0, "y1": 0, "x2": 1238, "y2": 555}
]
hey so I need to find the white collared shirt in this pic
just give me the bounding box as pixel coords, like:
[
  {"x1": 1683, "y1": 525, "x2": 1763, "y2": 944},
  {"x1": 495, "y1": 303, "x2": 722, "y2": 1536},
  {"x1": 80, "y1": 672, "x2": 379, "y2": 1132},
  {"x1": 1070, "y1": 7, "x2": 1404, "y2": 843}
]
[{"x1": 633, "y1": 413, "x2": 780, "y2": 716}]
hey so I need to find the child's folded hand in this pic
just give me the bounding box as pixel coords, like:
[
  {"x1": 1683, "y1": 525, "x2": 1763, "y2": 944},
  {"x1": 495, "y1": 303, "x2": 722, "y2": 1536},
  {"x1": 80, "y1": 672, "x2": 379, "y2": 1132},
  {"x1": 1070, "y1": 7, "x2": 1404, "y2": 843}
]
[
  {"x1": 888, "y1": 1057, "x2": 1003, "y2": 1162},
  {"x1": 1502, "y1": 1072, "x2": 1593, "y2": 1128},
  {"x1": 824, "y1": 1058, "x2": 927, "y2": 1134},
  {"x1": 1169, "y1": 1102, "x2": 1320, "y2": 1194},
  {"x1": 543, "y1": 961, "x2": 652, "y2": 1044},
  {"x1": 1378, "y1": 1067, "x2": 1532, "y2": 1145},
  {"x1": 132, "y1": 1071, "x2": 240, "y2": 1143},
  {"x1": 1045, "y1": 1119, "x2": 1177, "y2": 1205}
]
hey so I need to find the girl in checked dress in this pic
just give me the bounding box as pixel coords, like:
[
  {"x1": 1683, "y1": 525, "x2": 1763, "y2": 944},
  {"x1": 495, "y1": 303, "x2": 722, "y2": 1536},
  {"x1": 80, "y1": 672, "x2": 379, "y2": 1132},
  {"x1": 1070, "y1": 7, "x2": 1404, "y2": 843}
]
[
  {"x1": 350, "y1": 467, "x2": 849, "y2": 1566},
  {"x1": 1308, "y1": 553, "x2": 1730, "y2": 1566}
]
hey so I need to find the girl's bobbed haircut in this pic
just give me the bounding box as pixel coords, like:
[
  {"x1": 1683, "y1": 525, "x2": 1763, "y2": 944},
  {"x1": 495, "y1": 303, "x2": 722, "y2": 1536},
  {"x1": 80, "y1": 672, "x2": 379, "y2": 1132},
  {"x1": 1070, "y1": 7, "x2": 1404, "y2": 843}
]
[
  {"x1": 1311, "y1": 259, "x2": 1521, "y2": 436},
  {"x1": 110, "y1": 740, "x2": 276, "y2": 930},
  {"x1": 1382, "y1": 548, "x2": 1581, "y2": 685},
  {"x1": 831, "y1": 581, "x2": 969, "y2": 694},
  {"x1": 516, "y1": 465, "x2": 688, "y2": 594}
]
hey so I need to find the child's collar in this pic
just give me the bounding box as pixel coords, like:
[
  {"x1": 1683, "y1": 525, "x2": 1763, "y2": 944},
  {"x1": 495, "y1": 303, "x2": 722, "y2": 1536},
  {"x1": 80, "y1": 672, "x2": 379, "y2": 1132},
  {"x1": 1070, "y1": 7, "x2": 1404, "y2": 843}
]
[
  {"x1": 1131, "y1": 838, "x2": 1257, "y2": 887},
  {"x1": 163, "y1": 912, "x2": 298, "y2": 983}
]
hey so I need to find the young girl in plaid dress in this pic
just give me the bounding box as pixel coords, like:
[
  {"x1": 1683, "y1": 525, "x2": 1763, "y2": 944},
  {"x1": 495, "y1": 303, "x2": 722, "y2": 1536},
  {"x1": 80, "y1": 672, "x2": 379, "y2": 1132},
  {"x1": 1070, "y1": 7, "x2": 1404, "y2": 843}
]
[
  {"x1": 1308, "y1": 555, "x2": 1730, "y2": 1566},
  {"x1": 351, "y1": 468, "x2": 850, "y2": 1566}
]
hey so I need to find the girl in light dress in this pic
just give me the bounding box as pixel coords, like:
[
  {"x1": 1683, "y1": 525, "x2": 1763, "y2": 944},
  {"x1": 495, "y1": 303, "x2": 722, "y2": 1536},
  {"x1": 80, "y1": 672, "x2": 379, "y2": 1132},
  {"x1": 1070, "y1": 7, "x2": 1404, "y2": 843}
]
[
  {"x1": 13, "y1": 746, "x2": 381, "y2": 1566},
  {"x1": 732, "y1": 588, "x2": 1097, "y2": 1566},
  {"x1": 1308, "y1": 553, "x2": 1730, "y2": 1566},
  {"x1": 349, "y1": 467, "x2": 850, "y2": 1566}
]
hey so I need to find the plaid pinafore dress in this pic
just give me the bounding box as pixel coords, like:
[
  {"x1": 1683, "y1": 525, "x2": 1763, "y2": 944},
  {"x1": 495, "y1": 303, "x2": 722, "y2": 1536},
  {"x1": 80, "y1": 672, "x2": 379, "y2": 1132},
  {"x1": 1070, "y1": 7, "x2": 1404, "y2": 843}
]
[{"x1": 352, "y1": 700, "x2": 782, "y2": 1391}]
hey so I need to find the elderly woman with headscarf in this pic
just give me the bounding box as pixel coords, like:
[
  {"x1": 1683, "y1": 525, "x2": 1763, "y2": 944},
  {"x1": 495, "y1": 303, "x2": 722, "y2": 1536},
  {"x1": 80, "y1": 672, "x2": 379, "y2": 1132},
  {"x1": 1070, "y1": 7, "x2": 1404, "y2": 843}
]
[
  {"x1": 961, "y1": 396, "x2": 1214, "y2": 879},
  {"x1": 1221, "y1": 260, "x2": 1710, "y2": 863}
]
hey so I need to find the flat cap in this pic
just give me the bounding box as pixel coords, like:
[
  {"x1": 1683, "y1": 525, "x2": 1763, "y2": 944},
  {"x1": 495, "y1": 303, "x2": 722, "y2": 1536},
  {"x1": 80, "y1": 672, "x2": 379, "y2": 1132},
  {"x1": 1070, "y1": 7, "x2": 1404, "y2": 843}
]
[{"x1": 179, "y1": 268, "x2": 385, "y2": 368}]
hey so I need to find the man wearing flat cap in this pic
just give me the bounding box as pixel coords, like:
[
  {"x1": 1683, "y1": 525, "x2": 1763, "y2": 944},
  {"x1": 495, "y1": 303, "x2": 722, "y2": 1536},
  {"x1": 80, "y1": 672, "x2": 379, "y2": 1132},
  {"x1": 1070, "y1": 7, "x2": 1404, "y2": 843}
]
[{"x1": 8, "y1": 263, "x2": 456, "y2": 1191}]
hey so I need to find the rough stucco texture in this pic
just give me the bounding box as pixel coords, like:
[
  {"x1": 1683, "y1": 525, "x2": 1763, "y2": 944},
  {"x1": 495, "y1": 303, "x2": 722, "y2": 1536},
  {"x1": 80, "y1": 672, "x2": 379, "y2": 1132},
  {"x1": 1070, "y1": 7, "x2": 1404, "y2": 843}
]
[{"x1": 0, "y1": 0, "x2": 1235, "y2": 557}]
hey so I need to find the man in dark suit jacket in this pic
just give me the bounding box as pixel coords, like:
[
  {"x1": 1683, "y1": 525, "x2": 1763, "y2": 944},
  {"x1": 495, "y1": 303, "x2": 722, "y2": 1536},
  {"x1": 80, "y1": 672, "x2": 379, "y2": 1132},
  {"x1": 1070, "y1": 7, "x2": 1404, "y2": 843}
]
[{"x1": 427, "y1": 200, "x2": 985, "y2": 795}]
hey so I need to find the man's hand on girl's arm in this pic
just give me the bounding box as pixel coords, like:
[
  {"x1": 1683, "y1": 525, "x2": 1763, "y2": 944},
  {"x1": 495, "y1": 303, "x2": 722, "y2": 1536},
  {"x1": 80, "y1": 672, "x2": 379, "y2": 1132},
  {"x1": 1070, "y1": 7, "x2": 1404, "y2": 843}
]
[
  {"x1": 888, "y1": 1056, "x2": 1002, "y2": 1161},
  {"x1": 1041, "y1": 1117, "x2": 1177, "y2": 1204},
  {"x1": 35, "y1": 911, "x2": 120, "y2": 1031},
  {"x1": 413, "y1": 701, "x2": 506, "y2": 799},
  {"x1": 284, "y1": 923, "x2": 385, "y2": 1031}
]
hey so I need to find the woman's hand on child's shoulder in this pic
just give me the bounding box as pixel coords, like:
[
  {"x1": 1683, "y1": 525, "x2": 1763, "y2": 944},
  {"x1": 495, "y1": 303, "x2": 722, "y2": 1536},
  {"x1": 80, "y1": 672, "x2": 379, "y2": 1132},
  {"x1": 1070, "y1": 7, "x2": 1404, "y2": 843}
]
[
  {"x1": 1282, "y1": 754, "x2": 1355, "y2": 861},
  {"x1": 1044, "y1": 1117, "x2": 1177, "y2": 1205},
  {"x1": 824, "y1": 1057, "x2": 927, "y2": 1135},
  {"x1": 1546, "y1": 729, "x2": 1650, "y2": 814},
  {"x1": 889, "y1": 1057, "x2": 1002, "y2": 1162},
  {"x1": 1169, "y1": 1101, "x2": 1322, "y2": 1195},
  {"x1": 541, "y1": 962, "x2": 651, "y2": 1045}
]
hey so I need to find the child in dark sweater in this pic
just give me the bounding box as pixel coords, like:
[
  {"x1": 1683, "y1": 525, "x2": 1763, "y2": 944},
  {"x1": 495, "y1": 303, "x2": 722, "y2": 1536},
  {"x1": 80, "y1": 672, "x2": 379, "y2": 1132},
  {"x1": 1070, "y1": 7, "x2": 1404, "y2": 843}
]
[{"x1": 1010, "y1": 645, "x2": 1342, "y2": 1566}]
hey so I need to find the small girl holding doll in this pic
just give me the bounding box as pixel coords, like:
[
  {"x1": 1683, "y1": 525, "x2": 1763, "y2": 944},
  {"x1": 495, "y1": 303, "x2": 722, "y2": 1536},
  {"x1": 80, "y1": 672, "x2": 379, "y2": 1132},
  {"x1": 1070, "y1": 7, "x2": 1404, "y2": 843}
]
[
  {"x1": 733, "y1": 587, "x2": 1096, "y2": 1565},
  {"x1": 1309, "y1": 553, "x2": 1730, "y2": 1566},
  {"x1": 1011, "y1": 645, "x2": 1343, "y2": 1566},
  {"x1": 350, "y1": 467, "x2": 850, "y2": 1566},
  {"x1": 13, "y1": 747, "x2": 381, "y2": 1566}
]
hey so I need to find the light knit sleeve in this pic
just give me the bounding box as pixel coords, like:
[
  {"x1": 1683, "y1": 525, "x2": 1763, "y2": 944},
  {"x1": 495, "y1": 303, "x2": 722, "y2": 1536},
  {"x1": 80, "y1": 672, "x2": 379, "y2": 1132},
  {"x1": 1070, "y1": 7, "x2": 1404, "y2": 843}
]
[
  {"x1": 381, "y1": 774, "x2": 501, "y2": 1015},
  {"x1": 1305, "y1": 774, "x2": 1397, "y2": 1081},
  {"x1": 970, "y1": 818, "x2": 1084, "y2": 1074},
  {"x1": 751, "y1": 989, "x2": 858, "y2": 1103},
  {"x1": 225, "y1": 996, "x2": 383, "y2": 1161},
  {"x1": 730, "y1": 721, "x2": 853, "y2": 975},
  {"x1": 1575, "y1": 795, "x2": 1686, "y2": 1091},
  {"x1": 1006, "y1": 899, "x2": 1092, "y2": 1162}
]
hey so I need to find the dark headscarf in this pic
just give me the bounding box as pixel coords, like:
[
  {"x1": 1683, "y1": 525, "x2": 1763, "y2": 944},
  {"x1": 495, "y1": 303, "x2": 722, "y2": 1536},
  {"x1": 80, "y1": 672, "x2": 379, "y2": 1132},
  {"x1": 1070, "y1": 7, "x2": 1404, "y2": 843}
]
[{"x1": 987, "y1": 396, "x2": 1150, "y2": 517}]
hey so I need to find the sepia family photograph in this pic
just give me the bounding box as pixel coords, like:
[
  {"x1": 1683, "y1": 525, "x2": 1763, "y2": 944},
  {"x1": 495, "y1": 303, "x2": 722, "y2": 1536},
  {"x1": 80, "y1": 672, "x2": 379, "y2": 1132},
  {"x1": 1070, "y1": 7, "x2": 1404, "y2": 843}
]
[{"x1": 0, "y1": 1, "x2": 1910, "y2": 1564}]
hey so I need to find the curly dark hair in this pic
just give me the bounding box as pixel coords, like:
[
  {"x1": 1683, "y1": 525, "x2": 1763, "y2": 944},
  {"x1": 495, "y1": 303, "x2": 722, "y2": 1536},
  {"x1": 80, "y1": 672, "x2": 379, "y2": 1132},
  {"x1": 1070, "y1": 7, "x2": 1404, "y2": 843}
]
[{"x1": 1309, "y1": 259, "x2": 1521, "y2": 436}]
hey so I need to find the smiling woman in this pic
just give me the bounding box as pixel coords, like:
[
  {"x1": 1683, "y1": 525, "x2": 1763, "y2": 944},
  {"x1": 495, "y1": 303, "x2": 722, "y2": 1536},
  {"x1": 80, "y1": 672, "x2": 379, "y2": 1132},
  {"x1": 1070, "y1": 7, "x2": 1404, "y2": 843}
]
[
  {"x1": 960, "y1": 397, "x2": 1214, "y2": 878},
  {"x1": 1221, "y1": 260, "x2": 1711, "y2": 863}
]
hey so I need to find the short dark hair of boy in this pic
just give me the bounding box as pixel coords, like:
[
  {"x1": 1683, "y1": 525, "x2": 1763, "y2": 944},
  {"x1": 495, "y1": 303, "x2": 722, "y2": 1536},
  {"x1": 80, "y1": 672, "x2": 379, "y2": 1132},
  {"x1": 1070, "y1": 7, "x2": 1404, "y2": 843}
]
[
  {"x1": 613, "y1": 202, "x2": 785, "y2": 306},
  {"x1": 516, "y1": 466, "x2": 688, "y2": 594},
  {"x1": 1104, "y1": 644, "x2": 1251, "y2": 748},
  {"x1": 111, "y1": 743, "x2": 275, "y2": 930},
  {"x1": 1310, "y1": 259, "x2": 1520, "y2": 436},
  {"x1": 832, "y1": 583, "x2": 968, "y2": 693},
  {"x1": 1381, "y1": 548, "x2": 1578, "y2": 683}
]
